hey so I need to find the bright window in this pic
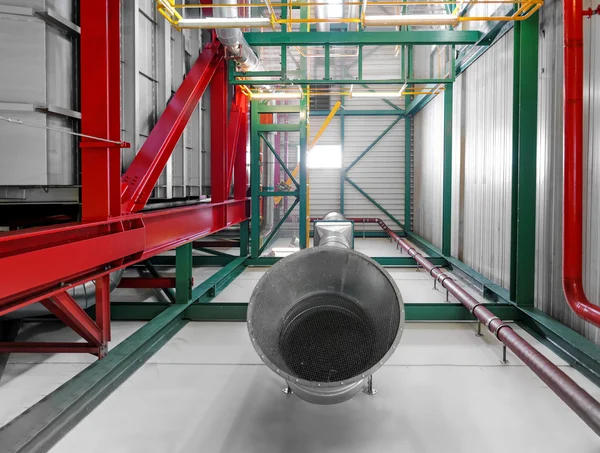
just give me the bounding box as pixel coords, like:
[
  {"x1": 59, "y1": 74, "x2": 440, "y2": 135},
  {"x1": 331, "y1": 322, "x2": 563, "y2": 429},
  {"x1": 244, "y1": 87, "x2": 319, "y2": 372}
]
[{"x1": 308, "y1": 145, "x2": 342, "y2": 169}]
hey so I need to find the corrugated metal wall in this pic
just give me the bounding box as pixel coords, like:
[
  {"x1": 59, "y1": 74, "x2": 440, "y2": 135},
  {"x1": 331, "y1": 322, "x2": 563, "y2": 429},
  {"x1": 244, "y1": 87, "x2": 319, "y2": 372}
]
[
  {"x1": 122, "y1": 0, "x2": 204, "y2": 200},
  {"x1": 307, "y1": 44, "x2": 406, "y2": 228},
  {"x1": 0, "y1": 0, "x2": 206, "y2": 204},
  {"x1": 412, "y1": 31, "x2": 514, "y2": 287},
  {"x1": 0, "y1": 0, "x2": 79, "y2": 203},
  {"x1": 309, "y1": 115, "x2": 341, "y2": 218},
  {"x1": 343, "y1": 115, "x2": 405, "y2": 230},
  {"x1": 536, "y1": 0, "x2": 600, "y2": 343},
  {"x1": 413, "y1": 93, "x2": 444, "y2": 248}
]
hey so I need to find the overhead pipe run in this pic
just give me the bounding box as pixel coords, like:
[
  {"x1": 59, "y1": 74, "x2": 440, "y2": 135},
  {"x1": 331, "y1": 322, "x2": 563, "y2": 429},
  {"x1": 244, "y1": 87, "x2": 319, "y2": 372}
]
[
  {"x1": 248, "y1": 212, "x2": 404, "y2": 404},
  {"x1": 213, "y1": 0, "x2": 263, "y2": 72},
  {"x1": 362, "y1": 217, "x2": 600, "y2": 436},
  {"x1": 562, "y1": 0, "x2": 600, "y2": 326}
]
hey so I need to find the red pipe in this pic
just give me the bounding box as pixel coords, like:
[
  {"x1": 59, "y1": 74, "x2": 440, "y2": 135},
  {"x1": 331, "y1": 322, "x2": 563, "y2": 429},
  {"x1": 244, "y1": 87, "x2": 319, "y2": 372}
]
[
  {"x1": 563, "y1": 0, "x2": 600, "y2": 326},
  {"x1": 371, "y1": 218, "x2": 600, "y2": 435}
]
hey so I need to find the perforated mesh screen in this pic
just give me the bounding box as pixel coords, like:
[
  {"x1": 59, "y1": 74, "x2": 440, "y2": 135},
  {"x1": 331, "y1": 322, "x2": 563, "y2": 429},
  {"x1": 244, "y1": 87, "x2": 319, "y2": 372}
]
[{"x1": 279, "y1": 293, "x2": 377, "y2": 382}]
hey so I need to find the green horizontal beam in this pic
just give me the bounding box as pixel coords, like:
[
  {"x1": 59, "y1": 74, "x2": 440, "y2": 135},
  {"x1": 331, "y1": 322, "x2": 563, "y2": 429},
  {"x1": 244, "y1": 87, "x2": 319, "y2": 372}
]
[
  {"x1": 517, "y1": 307, "x2": 600, "y2": 386},
  {"x1": 149, "y1": 255, "x2": 236, "y2": 267},
  {"x1": 110, "y1": 302, "x2": 520, "y2": 322},
  {"x1": 243, "y1": 31, "x2": 482, "y2": 46},
  {"x1": 191, "y1": 257, "x2": 247, "y2": 301},
  {"x1": 255, "y1": 104, "x2": 302, "y2": 113},
  {"x1": 233, "y1": 70, "x2": 282, "y2": 77},
  {"x1": 257, "y1": 124, "x2": 301, "y2": 132},
  {"x1": 259, "y1": 191, "x2": 298, "y2": 197}
]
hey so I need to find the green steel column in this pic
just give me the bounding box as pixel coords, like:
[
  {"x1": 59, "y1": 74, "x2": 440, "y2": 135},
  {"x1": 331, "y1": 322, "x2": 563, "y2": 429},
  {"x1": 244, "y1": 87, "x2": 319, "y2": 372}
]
[
  {"x1": 442, "y1": 83, "x2": 453, "y2": 255},
  {"x1": 324, "y1": 44, "x2": 331, "y2": 80},
  {"x1": 240, "y1": 220, "x2": 249, "y2": 256},
  {"x1": 510, "y1": 13, "x2": 539, "y2": 305},
  {"x1": 280, "y1": 3, "x2": 287, "y2": 79},
  {"x1": 175, "y1": 243, "x2": 193, "y2": 304},
  {"x1": 340, "y1": 95, "x2": 345, "y2": 213},
  {"x1": 404, "y1": 45, "x2": 413, "y2": 232},
  {"x1": 250, "y1": 101, "x2": 261, "y2": 258},
  {"x1": 299, "y1": 94, "x2": 308, "y2": 248}
]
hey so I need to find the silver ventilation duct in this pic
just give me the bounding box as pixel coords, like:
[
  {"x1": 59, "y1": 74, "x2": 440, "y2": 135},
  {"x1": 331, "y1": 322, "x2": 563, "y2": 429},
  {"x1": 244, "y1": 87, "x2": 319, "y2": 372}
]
[
  {"x1": 2, "y1": 270, "x2": 124, "y2": 320},
  {"x1": 248, "y1": 212, "x2": 405, "y2": 404},
  {"x1": 214, "y1": 0, "x2": 263, "y2": 72}
]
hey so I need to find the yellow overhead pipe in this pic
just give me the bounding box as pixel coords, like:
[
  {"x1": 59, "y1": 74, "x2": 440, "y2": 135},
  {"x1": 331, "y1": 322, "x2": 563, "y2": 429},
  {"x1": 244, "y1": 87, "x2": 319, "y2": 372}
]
[{"x1": 274, "y1": 100, "x2": 342, "y2": 206}]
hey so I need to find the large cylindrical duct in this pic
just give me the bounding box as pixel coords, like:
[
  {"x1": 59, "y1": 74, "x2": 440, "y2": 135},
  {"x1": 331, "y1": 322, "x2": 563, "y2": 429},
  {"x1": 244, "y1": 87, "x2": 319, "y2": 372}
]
[{"x1": 248, "y1": 212, "x2": 405, "y2": 404}]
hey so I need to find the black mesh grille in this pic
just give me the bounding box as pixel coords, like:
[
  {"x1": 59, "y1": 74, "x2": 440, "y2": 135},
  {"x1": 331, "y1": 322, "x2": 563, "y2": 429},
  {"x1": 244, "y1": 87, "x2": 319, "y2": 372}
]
[{"x1": 279, "y1": 293, "x2": 377, "y2": 382}]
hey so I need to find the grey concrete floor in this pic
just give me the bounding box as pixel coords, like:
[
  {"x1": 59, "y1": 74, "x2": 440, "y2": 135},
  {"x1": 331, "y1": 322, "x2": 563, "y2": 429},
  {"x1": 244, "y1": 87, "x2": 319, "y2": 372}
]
[{"x1": 0, "y1": 238, "x2": 598, "y2": 451}]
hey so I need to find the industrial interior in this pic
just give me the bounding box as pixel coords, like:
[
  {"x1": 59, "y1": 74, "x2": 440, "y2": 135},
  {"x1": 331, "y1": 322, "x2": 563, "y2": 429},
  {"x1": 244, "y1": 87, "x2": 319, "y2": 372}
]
[{"x1": 0, "y1": 0, "x2": 599, "y2": 451}]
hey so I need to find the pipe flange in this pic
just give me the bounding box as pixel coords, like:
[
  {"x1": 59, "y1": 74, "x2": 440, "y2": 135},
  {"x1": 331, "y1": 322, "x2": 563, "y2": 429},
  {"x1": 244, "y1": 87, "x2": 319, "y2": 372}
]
[
  {"x1": 428, "y1": 265, "x2": 444, "y2": 278},
  {"x1": 485, "y1": 316, "x2": 500, "y2": 328},
  {"x1": 493, "y1": 323, "x2": 511, "y2": 339},
  {"x1": 436, "y1": 274, "x2": 451, "y2": 288},
  {"x1": 469, "y1": 302, "x2": 485, "y2": 315},
  {"x1": 493, "y1": 323, "x2": 509, "y2": 337}
]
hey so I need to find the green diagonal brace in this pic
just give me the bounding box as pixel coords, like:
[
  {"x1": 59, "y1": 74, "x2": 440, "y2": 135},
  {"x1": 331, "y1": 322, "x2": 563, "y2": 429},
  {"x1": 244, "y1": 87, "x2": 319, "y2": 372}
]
[
  {"x1": 259, "y1": 132, "x2": 299, "y2": 188},
  {"x1": 345, "y1": 176, "x2": 405, "y2": 229},
  {"x1": 345, "y1": 116, "x2": 403, "y2": 173},
  {"x1": 259, "y1": 198, "x2": 299, "y2": 255}
]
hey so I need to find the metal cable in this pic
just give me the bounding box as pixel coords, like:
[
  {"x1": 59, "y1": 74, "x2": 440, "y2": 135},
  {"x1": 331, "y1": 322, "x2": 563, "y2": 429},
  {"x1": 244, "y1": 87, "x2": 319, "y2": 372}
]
[{"x1": 0, "y1": 115, "x2": 124, "y2": 146}]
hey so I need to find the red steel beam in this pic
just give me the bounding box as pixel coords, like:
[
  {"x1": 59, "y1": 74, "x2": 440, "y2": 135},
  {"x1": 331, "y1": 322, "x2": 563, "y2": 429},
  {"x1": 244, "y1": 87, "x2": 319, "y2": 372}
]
[
  {"x1": 118, "y1": 277, "x2": 177, "y2": 289},
  {"x1": 0, "y1": 198, "x2": 249, "y2": 316},
  {"x1": 121, "y1": 43, "x2": 224, "y2": 214},
  {"x1": 80, "y1": 0, "x2": 123, "y2": 221},
  {"x1": 562, "y1": 0, "x2": 600, "y2": 326}
]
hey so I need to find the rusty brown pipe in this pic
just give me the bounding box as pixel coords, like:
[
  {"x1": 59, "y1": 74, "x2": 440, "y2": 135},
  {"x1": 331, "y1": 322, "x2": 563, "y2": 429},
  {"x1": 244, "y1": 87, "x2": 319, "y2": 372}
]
[{"x1": 360, "y1": 217, "x2": 600, "y2": 436}]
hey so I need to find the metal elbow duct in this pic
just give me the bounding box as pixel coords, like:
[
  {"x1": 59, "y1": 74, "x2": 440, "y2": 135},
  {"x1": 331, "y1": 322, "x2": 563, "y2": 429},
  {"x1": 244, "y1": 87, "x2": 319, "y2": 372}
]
[
  {"x1": 248, "y1": 212, "x2": 405, "y2": 404},
  {"x1": 1, "y1": 270, "x2": 125, "y2": 320},
  {"x1": 214, "y1": 0, "x2": 262, "y2": 72}
]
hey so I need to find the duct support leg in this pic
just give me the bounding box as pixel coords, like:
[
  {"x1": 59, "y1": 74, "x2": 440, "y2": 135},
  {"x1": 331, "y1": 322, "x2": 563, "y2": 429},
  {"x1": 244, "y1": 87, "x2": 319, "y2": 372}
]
[
  {"x1": 282, "y1": 384, "x2": 294, "y2": 395},
  {"x1": 363, "y1": 375, "x2": 377, "y2": 396}
]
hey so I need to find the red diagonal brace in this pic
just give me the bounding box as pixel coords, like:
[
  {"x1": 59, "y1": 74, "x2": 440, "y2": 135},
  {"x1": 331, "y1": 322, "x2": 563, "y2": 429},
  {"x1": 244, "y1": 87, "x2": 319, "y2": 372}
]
[
  {"x1": 42, "y1": 292, "x2": 103, "y2": 346},
  {"x1": 121, "y1": 43, "x2": 224, "y2": 213}
]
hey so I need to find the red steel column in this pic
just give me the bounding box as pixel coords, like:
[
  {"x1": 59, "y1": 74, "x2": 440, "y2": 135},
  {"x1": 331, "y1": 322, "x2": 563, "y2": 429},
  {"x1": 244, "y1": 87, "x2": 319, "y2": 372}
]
[
  {"x1": 234, "y1": 100, "x2": 248, "y2": 200},
  {"x1": 562, "y1": 0, "x2": 600, "y2": 326},
  {"x1": 80, "y1": 0, "x2": 122, "y2": 220},
  {"x1": 211, "y1": 60, "x2": 229, "y2": 204},
  {"x1": 95, "y1": 274, "x2": 111, "y2": 345}
]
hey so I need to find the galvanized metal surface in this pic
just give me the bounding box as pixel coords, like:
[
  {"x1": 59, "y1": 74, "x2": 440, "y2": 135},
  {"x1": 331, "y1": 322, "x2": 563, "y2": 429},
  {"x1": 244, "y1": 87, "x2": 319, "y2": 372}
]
[
  {"x1": 0, "y1": 2, "x2": 77, "y2": 192},
  {"x1": 536, "y1": 1, "x2": 600, "y2": 343},
  {"x1": 121, "y1": 1, "x2": 204, "y2": 200},
  {"x1": 413, "y1": 92, "x2": 444, "y2": 247},
  {"x1": 309, "y1": 115, "x2": 342, "y2": 218},
  {"x1": 414, "y1": 31, "x2": 514, "y2": 287}
]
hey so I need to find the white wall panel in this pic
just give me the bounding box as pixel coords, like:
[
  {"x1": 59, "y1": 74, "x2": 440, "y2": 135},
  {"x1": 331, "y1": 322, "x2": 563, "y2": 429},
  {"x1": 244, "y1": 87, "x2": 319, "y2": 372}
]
[
  {"x1": 309, "y1": 116, "x2": 341, "y2": 218},
  {"x1": 412, "y1": 31, "x2": 514, "y2": 287},
  {"x1": 343, "y1": 116, "x2": 405, "y2": 231},
  {"x1": 536, "y1": 0, "x2": 600, "y2": 344},
  {"x1": 413, "y1": 92, "x2": 444, "y2": 248}
]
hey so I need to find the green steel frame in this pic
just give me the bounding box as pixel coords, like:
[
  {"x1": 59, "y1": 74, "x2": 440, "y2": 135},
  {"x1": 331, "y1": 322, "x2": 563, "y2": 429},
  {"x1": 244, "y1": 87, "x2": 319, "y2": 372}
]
[{"x1": 4, "y1": 15, "x2": 600, "y2": 453}]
